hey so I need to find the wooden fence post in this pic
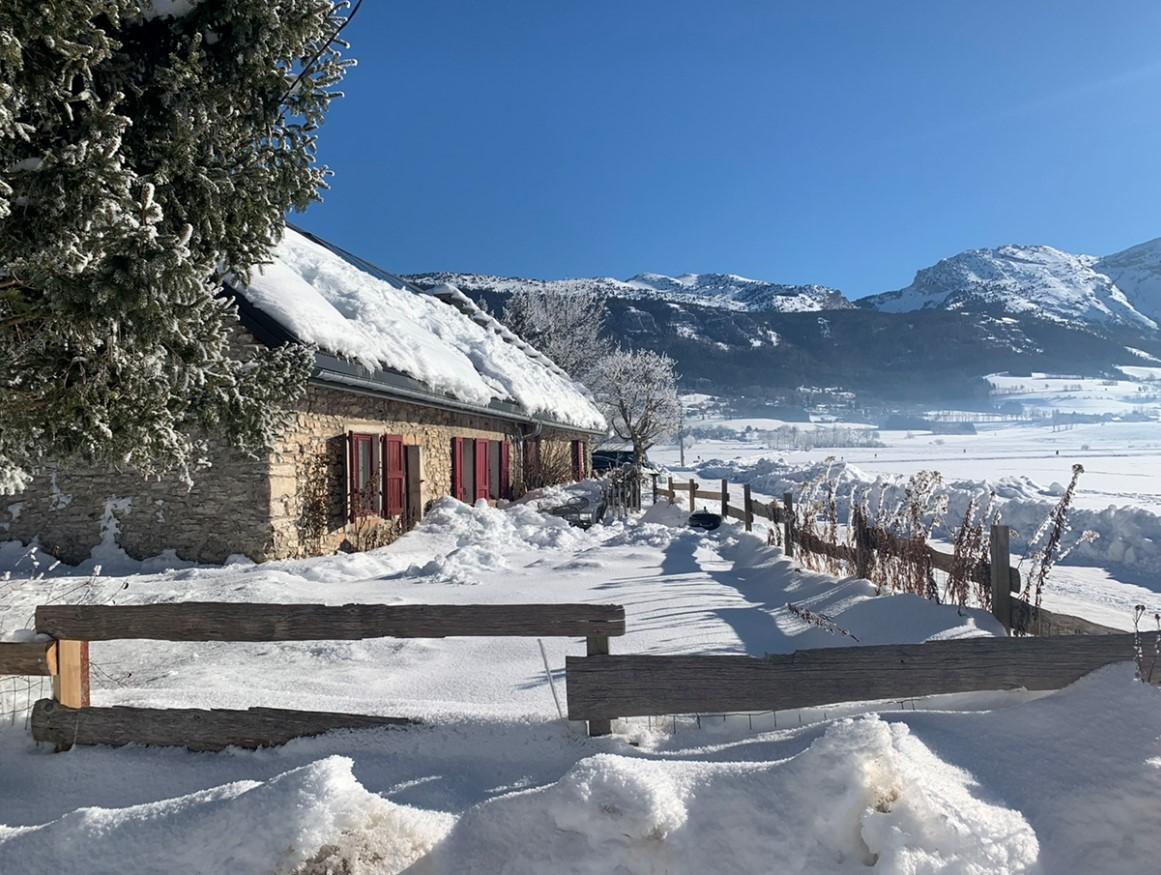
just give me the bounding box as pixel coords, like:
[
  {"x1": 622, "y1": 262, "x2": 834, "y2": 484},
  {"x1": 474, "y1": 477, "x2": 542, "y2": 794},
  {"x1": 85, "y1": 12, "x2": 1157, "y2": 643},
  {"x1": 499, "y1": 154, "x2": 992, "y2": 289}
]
[
  {"x1": 854, "y1": 509, "x2": 871, "y2": 580},
  {"x1": 688, "y1": 479, "x2": 697, "y2": 513},
  {"x1": 743, "y1": 484, "x2": 753, "y2": 532},
  {"x1": 51, "y1": 639, "x2": 90, "y2": 750},
  {"x1": 651, "y1": 473, "x2": 658, "y2": 504},
  {"x1": 586, "y1": 634, "x2": 612, "y2": 736},
  {"x1": 783, "y1": 492, "x2": 795, "y2": 558},
  {"x1": 990, "y1": 524, "x2": 1012, "y2": 633},
  {"x1": 720, "y1": 479, "x2": 729, "y2": 517},
  {"x1": 52, "y1": 640, "x2": 89, "y2": 709}
]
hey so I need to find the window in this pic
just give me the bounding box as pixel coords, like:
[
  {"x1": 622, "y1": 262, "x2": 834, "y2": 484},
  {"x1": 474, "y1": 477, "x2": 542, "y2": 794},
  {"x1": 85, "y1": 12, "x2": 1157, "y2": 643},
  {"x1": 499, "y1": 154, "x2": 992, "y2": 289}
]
[
  {"x1": 348, "y1": 432, "x2": 380, "y2": 520},
  {"x1": 453, "y1": 438, "x2": 511, "y2": 503},
  {"x1": 452, "y1": 437, "x2": 473, "y2": 502},
  {"x1": 486, "y1": 440, "x2": 512, "y2": 500},
  {"x1": 346, "y1": 432, "x2": 416, "y2": 522}
]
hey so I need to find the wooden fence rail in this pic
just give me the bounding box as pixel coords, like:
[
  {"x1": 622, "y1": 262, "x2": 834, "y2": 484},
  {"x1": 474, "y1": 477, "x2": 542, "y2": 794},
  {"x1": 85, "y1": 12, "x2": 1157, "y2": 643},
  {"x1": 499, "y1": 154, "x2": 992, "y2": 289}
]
[
  {"x1": 567, "y1": 633, "x2": 1157, "y2": 722},
  {"x1": 0, "y1": 640, "x2": 57, "y2": 676},
  {"x1": 35, "y1": 602, "x2": 626, "y2": 642},
  {"x1": 31, "y1": 701, "x2": 416, "y2": 752},
  {"x1": 20, "y1": 602, "x2": 626, "y2": 751}
]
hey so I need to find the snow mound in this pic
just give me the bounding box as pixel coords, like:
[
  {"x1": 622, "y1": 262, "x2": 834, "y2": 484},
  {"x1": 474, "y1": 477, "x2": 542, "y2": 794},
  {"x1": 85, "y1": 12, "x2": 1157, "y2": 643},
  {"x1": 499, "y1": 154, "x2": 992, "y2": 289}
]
[
  {"x1": 405, "y1": 498, "x2": 592, "y2": 581},
  {"x1": 0, "y1": 756, "x2": 453, "y2": 875},
  {"x1": 417, "y1": 717, "x2": 1037, "y2": 873},
  {"x1": 238, "y1": 227, "x2": 605, "y2": 431}
]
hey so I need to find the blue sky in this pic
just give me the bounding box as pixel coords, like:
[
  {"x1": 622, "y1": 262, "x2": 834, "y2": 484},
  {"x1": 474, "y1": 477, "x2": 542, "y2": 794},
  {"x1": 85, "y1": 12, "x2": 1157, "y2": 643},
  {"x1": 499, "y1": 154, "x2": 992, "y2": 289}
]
[{"x1": 296, "y1": 1, "x2": 1161, "y2": 298}]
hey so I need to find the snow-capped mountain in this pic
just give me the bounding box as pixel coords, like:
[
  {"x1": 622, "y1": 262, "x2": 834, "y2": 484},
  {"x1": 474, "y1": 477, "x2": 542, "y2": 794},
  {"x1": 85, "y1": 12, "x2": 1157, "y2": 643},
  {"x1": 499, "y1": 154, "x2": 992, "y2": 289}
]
[
  {"x1": 621, "y1": 272, "x2": 851, "y2": 312},
  {"x1": 406, "y1": 271, "x2": 852, "y2": 313},
  {"x1": 1095, "y1": 238, "x2": 1161, "y2": 323},
  {"x1": 860, "y1": 243, "x2": 1158, "y2": 330}
]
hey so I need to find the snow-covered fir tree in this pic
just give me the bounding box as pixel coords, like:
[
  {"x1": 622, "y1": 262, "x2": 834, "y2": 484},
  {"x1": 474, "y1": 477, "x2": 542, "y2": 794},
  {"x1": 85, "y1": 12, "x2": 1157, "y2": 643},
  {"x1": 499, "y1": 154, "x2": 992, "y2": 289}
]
[
  {"x1": 589, "y1": 349, "x2": 681, "y2": 464},
  {"x1": 0, "y1": 1, "x2": 355, "y2": 492},
  {"x1": 502, "y1": 286, "x2": 610, "y2": 379}
]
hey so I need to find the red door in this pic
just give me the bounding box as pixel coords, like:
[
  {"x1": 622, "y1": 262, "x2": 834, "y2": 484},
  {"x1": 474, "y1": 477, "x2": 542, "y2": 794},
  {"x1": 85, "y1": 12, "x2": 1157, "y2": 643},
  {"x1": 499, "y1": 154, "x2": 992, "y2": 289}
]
[{"x1": 382, "y1": 434, "x2": 405, "y2": 517}]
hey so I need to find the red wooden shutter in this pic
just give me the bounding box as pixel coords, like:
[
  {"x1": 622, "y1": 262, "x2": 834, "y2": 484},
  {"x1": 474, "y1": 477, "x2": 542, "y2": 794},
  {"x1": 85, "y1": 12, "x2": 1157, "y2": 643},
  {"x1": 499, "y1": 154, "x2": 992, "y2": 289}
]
[
  {"x1": 382, "y1": 434, "x2": 405, "y2": 517},
  {"x1": 475, "y1": 439, "x2": 489, "y2": 502},
  {"x1": 500, "y1": 441, "x2": 511, "y2": 499},
  {"x1": 346, "y1": 431, "x2": 355, "y2": 522},
  {"x1": 452, "y1": 437, "x2": 465, "y2": 501}
]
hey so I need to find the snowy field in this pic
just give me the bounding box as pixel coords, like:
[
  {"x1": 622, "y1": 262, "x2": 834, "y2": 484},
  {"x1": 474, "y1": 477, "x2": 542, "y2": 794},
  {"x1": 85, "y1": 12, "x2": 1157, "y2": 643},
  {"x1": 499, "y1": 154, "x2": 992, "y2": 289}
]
[{"x1": 1, "y1": 493, "x2": 1159, "y2": 873}]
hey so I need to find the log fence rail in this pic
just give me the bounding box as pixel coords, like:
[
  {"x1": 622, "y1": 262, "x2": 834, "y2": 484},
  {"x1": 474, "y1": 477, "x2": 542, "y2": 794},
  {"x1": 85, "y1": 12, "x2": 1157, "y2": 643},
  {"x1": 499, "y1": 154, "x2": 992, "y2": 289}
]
[{"x1": 0, "y1": 602, "x2": 626, "y2": 751}]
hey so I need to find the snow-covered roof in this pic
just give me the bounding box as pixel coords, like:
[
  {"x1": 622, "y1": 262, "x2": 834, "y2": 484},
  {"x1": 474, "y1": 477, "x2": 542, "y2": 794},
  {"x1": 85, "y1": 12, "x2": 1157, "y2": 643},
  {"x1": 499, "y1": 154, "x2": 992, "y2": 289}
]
[{"x1": 237, "y1": 227, "x2": 606, "y2": 432}]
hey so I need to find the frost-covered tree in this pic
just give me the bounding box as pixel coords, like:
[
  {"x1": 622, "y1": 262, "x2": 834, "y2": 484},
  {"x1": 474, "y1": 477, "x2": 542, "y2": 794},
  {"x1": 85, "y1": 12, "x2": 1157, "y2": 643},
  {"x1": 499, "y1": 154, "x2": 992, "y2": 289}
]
[
  {"x1": 589, "y1": 349, "x2": 681, "y2": 465},
  {"x1": 0, "y1": 0, "x2": 355, "y2": 492},
  {"x1": 502, "y1": 287, "x2": 609, "y2": 379}
]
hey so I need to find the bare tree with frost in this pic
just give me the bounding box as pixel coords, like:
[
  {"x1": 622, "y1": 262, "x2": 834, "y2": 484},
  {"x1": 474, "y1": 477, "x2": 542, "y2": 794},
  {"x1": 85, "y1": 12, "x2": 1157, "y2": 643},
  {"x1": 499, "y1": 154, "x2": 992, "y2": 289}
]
[
  {"x1": 589, "y1": 349, "x2": 681, "y2": 465},
  {"x1": 0, "y1": 0, "x2": 356, "y2": 492},
  {"x1": 502, "y1": 287, "x2": 609, "y2": 379}
]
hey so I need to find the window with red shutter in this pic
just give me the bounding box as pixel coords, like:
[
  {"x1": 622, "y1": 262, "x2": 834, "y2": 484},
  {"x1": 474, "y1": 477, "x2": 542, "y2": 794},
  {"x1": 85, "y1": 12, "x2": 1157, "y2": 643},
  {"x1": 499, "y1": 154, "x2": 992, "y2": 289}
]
[
  {"x1": 382, "y1": 434, "x2": 405, "y2": 517},
  {"x1": 474, "y1": 438, "x2": 489, "y2": 503},
  {"x1": 349, "y1": 432, "x2": 379, "y2": 519}
]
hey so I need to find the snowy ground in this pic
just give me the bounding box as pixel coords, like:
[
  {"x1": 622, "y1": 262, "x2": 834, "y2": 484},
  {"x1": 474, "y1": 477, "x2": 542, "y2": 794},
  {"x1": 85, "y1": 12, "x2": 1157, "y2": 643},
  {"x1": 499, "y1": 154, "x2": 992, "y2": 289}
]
[{"x1": 1, "y1": 494, "x2": 1159, "y2": 873}]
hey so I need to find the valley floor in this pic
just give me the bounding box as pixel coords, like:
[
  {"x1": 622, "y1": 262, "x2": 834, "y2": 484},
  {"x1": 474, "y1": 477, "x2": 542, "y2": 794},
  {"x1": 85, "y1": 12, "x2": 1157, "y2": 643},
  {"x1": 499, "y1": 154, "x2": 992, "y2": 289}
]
[{"x1": 0, "y1": 493, "x2": 1159, "y2": 873}]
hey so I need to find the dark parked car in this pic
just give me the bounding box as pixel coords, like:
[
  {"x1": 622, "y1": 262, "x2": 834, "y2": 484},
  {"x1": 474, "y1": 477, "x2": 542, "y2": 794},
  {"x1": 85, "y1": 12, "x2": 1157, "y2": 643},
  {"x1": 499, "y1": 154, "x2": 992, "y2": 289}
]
[{"x1": 592, "y1": 450, "x2": 659, "y2": 475}]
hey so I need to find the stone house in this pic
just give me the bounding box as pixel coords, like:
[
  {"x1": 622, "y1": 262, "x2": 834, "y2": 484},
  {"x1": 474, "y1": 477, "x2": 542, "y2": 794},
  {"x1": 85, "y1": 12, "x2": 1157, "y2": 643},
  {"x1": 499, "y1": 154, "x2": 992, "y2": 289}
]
[{"x1": 2, "y1": 227, "x2": 606, "y2": 564}]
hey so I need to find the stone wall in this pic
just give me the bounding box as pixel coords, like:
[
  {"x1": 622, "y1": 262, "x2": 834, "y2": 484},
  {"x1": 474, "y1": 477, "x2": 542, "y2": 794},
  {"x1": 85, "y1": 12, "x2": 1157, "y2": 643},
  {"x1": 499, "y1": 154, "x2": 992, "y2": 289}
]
[
  {"x1": 1, "y1": 381, "x2": 596, "y2": 565},
  {"x1": 0, "y1": 440, "x2": 274, "y2": 565}
]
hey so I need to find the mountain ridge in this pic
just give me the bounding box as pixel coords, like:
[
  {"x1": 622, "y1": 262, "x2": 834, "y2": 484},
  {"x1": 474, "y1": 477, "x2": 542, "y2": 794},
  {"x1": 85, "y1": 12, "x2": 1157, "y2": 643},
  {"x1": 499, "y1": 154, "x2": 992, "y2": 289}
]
[{"x1": 406, "y1": 270, "x2": 853, "y2": 314}]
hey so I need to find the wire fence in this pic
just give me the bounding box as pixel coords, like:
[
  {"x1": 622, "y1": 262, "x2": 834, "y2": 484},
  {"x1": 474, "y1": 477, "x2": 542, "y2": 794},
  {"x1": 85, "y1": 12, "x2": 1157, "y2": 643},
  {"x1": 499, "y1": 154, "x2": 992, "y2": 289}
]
[{"x1": 1, "y1": 544, "x2": 135, "y2": 727}]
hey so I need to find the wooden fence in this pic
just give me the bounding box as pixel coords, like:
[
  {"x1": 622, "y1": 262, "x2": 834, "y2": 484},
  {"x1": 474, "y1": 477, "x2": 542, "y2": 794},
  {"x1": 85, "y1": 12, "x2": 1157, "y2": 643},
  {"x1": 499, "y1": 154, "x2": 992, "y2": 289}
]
[
  {"x1": 650, "y1": 475, "x2": 1120, "y2": 638},
  {"x1": 0, "y1": 602, "x2": 626, "y2": 750},
  {"x1": 0, "y1": 485, "x2": 1139, "y2": 748},
  {"x1": 566, "y1": 632, "x2": 1158, "y2": 728},
  {"x1": 2, "y1": 593, "x2": 1146, "y2": 744}
]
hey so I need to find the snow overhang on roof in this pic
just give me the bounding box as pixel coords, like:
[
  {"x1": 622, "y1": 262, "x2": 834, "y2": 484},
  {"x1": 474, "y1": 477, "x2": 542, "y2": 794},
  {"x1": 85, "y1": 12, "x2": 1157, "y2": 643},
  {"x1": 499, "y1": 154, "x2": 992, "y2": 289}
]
[{"x1": 232, "y1": 226, "x2": 607, "y2": 434}]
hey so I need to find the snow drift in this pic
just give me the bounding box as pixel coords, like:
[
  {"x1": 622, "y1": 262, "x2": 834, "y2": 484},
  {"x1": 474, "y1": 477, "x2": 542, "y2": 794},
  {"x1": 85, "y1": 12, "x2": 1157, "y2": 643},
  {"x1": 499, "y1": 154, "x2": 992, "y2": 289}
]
[
  {"x1": 0, "y1": 756, "x2": 453, "y2": 875},
  {"x1": 415, "y1": 717, "x2": 1037, "y2": 874}
]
